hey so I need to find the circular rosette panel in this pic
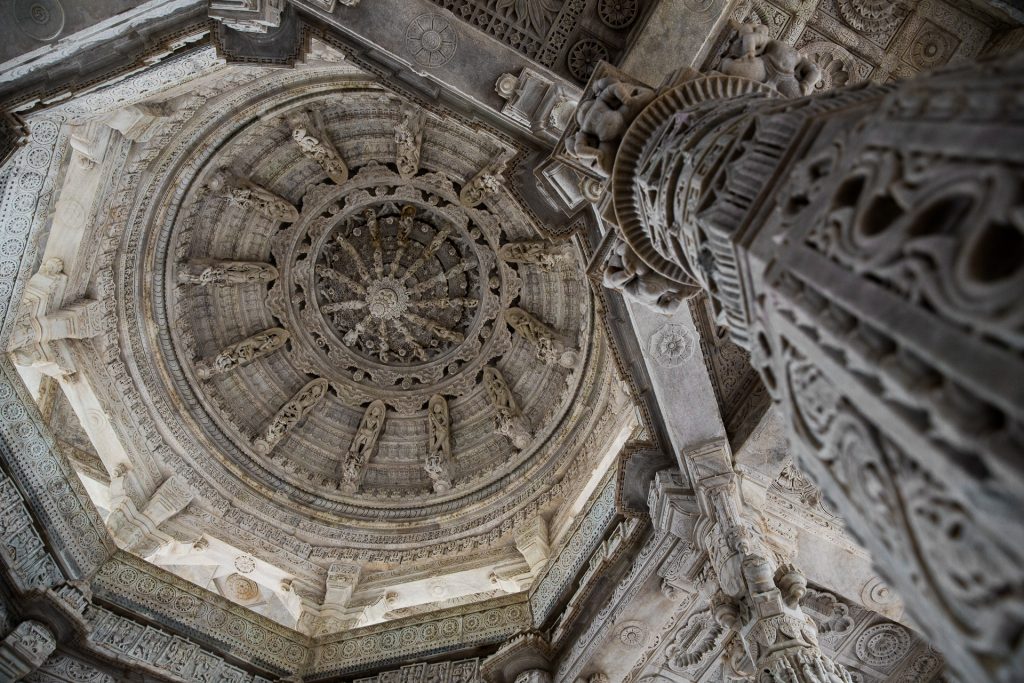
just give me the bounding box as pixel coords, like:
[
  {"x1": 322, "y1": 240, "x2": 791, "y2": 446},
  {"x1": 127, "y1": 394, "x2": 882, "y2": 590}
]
[{"x1": 267, "y1": 165, "x2": 513, "y2": 413}]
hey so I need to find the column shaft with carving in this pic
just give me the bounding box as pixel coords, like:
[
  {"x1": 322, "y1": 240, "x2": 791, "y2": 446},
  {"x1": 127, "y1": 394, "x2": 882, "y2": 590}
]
[{"x1": 566, "y1": 50, "x2": 1024, "y2": 682}]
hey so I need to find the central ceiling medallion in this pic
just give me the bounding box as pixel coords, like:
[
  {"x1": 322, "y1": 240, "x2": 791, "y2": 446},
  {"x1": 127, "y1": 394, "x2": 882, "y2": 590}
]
[
  {"x1": 268, "y1": 162, "x2": 512, "y2": 414},
  {"x1": 313, "y1": 203, "x2": 481, "y2": 365}
]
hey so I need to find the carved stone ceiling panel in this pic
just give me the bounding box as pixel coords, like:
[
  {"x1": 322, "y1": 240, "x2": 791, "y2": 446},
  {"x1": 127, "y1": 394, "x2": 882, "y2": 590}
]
[{"x1": 95, "y1": 64, "x2": 630, "y2": 591}]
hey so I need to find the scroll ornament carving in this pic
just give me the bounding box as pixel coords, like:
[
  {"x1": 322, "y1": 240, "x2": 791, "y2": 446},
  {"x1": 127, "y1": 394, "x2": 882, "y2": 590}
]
[
  {"x1": 339, "y1": 399, "x2": 387, "y2": 492},
  {"x1": 208, "y1": 168, "x2": 300, "y2": 222},
  {"x1": 460, "y1": 160, "x2": 507, "y2": 207},
  {"x1": 718, "y1": 21, "x2": 822, "y2": 97},
  {"x1": 177, "y1": 260, "x2": 279, "y2": 286},
  {"x1": 293, "y1": 125, "x2": 349, "y2": 184},
  {"x1": 395, "y1": 106, "x2": 425, "y2": 179},
  {"x1": 499, "y1": 241, "x2": 570, "y2": 271},
  {"x1": 483, "y1": 366, "x2": 531, "y2": 449},
  {"x1": 253, "y1": 378, "x2": 329, "y2": 454},
  {"x1": 504, "y1": 307, "x2": 577, "y2": 368},
  {"x1": 425, "y1": 394, "x2": 454, "y2": 492},
  {"x1": 602, "y1": 235, "x2": 697, "y2": 313},
  {"x1": 565, "y1": 76, "x2": 655, "y2": 178},
  {"x1": 195, "y1": 327, "x2": 289, "y2": 379}
]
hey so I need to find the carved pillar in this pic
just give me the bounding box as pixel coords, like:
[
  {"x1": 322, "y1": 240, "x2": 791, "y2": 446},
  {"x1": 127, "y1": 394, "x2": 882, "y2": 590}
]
[
  {"x1": 565, "y1": 50, "x2": 1024, "y2": 682},
  {"x1": 0, "y1": 620, "x2": 57, "y2": 681}
]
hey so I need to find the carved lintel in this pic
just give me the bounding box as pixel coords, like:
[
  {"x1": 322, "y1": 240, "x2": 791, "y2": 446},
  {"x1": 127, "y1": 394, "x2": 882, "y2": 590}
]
[
  {"x1": 483, "y1": 367, "x2": 531, "y2": 449},
  {"x1": 338, "y1": 400, "x2": 386, "y2": 493},
  {"x1": 395, "y1": 105, "x2": 425, "y2": 179},
  {"x1": 254, "y1": 378, "x2": 329, "y2": 454},
  {"x1": 292, "y1": 115, "x2": 348, "y2": 184},
  {"x1": 425, "y1": 394, "x2": 453, "y2": 493},
  {"x1": 460, "y1": 159, "x2": 507, "y2": 207},
  {"x1": 177, "y1": 259, "x2": 279, "y2": 286},
  {"x1": 208, "y1": 168, "x2": 299, "y2": 222},
  {"x1": 0, "y1": 620, "x2": 56, "y2": 680},
  {"x1": 504, "y1": 307, "x2": 578, "y2": 368},
  {"x1": 195, "y1": 327, "x2": 289, "y2": 379}
]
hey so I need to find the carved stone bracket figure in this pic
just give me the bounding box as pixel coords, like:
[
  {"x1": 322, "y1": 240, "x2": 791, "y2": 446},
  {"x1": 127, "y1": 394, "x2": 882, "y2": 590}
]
[
  {"x1": 565, "y1": 74, "x2": 655, "y2": 178},
  {"x1": 254, "y1": 378, "x2": 329, "y2": 454},
  {"x1": 338, "y1": 399, "x2": 387, "y2": 493},
  {"x1": 483, "y1": 366, "x2": 531, "y2": 449},
  {"x1": 498, "y1": 241, "x2": 571, "y2": 271},
  {"x1": 395, "y1": 105, "x2": 426, "y2": 179},
  {"x1": 425, "y1": 394, "x2": 454, "y2": 493},
  {"x1": 177, "y1": 260, "x2": 279, "y2": 286},
  {"x1": 460, "y1": 159, "x2": 507, "y2": 207},
  {"x1": 0, "y1": 620, "x2": 57, "y2": 680},
  {"x1": 292, "y1": 121, "x2": 348, "y2": 184},
  {"x1": 208, "y1": 168, "x2": 300, "y2": 222},
  {"x1": 481, "y1": 631, "x2": 553, "y2": 683},
  {"x1": 504, "y1": 307, "x2": 578, "y2": 368},
  {"x1": 561, "y1": 50, "x2": 1024, "y2": 682},
  {"x1": 195, "y1": 327, "x2": 289, "y2": 379},
  {"x1": 654, "y1": 441, "x2": 853, "y2": 683},
  {"x1": 106, "y1": 474, "x2": 194, "y2": 554},
  {"x1": 601, "y1": 234, "x2": 697, "y2": 314},
  {"x1": 717, "y1": 20, "x2": 822, "y2": 97}
]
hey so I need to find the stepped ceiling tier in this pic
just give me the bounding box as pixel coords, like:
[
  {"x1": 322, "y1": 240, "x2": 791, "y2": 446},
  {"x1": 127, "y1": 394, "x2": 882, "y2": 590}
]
[{"x1": 86, "y1": 59, "x2": 636, "y2": 625}]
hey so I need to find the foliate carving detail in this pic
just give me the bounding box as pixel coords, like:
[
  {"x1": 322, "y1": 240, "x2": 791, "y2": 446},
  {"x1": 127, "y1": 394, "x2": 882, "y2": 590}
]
[
  {"x1": 836, "y1": 0, "x2": 903, "y2": 36},
  {"x1": 293, "y1": 125, "x2": 349, "y2": 184},
  {"x1": 483, "y1": 366, "x2": 531, "y2": 449},
  {"x1": 619, "y1": 622, "x2": 648, "y2": 648},
  {"x1": 339, "y1": 400, "x2": 387, "y2": 493},
  {"x1": 665, "y1": 609, "x2": 726, "y2": 673},
  {"x1": 253, "y1": 378, "x2": 329, "y2": 454},
  {"x1": 196, "y1": 327, "x2": 289, "y2": 379},
  {"x1": 504, "y1": 307, "x2": 577, "y2": 368},
  {"x1": 208, "y1": 168, "x2": 299, "y2": 222},
  {"x1": 719, "y1": 21, "x2": 822, "y2": 97},
  {"x1": 395, "y1": 106, "x2": 426, "y2": 179},
  {"x1": 177, "y1": 260, "x2": 279, "y2": 286},
  {"x1": 425, "y1": 394, "x2": 453, "y2": 493}
]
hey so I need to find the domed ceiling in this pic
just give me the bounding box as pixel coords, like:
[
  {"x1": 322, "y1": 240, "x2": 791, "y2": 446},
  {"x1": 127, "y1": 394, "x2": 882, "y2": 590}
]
[{"x1": 96, "y1": 62, "x2": 634, "y2": 616}]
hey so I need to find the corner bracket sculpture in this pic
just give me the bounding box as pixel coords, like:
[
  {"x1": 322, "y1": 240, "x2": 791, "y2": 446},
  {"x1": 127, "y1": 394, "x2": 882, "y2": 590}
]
[{"x1": 253, "y1": 378, "x2": 329, "y2": 454}]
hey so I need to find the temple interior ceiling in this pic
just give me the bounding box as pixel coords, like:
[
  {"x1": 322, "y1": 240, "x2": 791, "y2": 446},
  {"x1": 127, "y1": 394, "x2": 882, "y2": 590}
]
[{"x1": 0, "y1": 0, "x2": 1020, "y2": 681}]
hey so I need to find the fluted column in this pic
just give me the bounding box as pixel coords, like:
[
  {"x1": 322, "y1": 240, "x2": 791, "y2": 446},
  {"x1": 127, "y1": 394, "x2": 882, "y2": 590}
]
[{"x1": 562, "y1": 50, "x2": 1024, "y2": 682}]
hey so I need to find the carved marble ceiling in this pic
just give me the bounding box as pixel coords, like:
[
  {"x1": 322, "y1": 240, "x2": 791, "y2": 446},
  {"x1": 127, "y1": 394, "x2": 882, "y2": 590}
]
[{"x1": 11, "y1": 47, "x2": 637, "y2": 633}]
